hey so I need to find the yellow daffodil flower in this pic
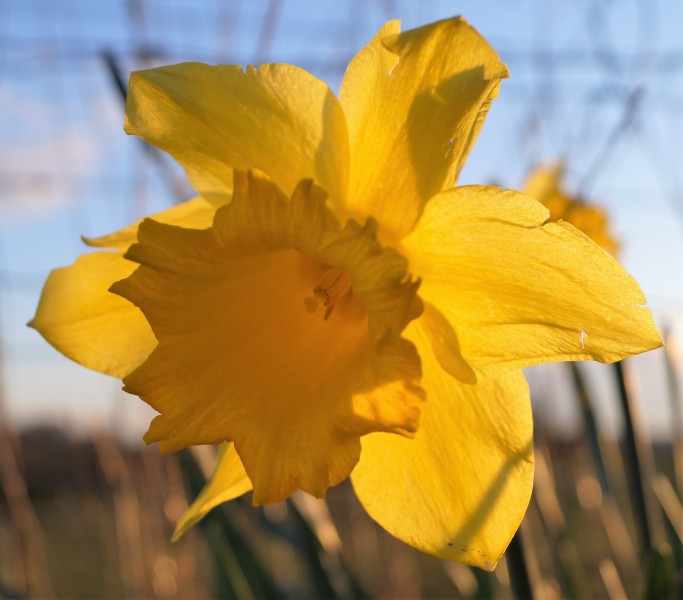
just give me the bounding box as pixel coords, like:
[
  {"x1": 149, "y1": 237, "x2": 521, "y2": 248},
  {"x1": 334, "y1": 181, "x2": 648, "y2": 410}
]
[
  {"x1": 30, "y1": 17, "x2": 661, "y2": 569},
  {"x1": 524, "y1": 163, "x2": 620, "y2": 255}
]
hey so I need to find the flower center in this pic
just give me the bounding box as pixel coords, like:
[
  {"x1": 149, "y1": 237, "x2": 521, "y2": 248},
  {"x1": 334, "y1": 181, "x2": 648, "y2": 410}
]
[
  {"x1": 304, "y1": 267, "x2": 353, "y2": 320},
  {"x1": 116, "y1": 171, "x2": 425, "y2": 504}
]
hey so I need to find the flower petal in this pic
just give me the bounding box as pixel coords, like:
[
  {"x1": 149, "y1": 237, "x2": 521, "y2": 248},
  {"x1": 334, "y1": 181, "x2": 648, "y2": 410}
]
[
  {"x1": 173, "y1": 443, "x2": 252, "y2": 541},
  {"x1": 29, "y1": 251, "x2": 155, "y2": 378},
  {"x1": 125, "y1": 63, "x2": 349, "y2": 207},
  {"x1": 352, "y1": 320, "x2": 533, "y2": 569},
  {"x1": 339, "y1": 17, "x2": 508, "y2": 238},
  {"x1": 30, "y1": 197, "x2": 222, "y2": 378},
  {"x1": 112, "y1": 172, "x2": 423, "y2": 505},
  {"x1": 403, "y1": 185, "x2": 662, "y2": 381},
  {"x1": 85, "y1": 196, "x2": 218, "y2": 250}
]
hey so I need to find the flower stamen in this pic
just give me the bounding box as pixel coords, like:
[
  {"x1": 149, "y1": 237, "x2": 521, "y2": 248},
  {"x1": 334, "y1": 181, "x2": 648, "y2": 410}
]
[{"x1": 305, "y1": 267, "x2": 352, "y2": 320}]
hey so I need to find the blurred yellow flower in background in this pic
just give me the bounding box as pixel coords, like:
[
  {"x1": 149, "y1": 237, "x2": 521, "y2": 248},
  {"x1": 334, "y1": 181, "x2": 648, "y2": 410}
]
[
  {"x1": 30, "y1": 17, "x2": 661, "y2": 569},
  {"x1": 524, "y1": 163, "x2": 620, "y2": 255}
]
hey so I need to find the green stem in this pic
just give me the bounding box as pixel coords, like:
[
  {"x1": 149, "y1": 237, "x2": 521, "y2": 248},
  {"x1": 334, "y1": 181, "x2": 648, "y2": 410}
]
[
  {"x1": 178, "y1": 450, "x2": 284, "y2": 600},
  {"x1": 570, "y1": 363, "x2": 612, "y2": 495},
  {"x1": 612, "y1": 361, "x2": 653, "y2": 556},
  {"x1": 506, "y1": 530, "x2": 533, "y2": 600}
]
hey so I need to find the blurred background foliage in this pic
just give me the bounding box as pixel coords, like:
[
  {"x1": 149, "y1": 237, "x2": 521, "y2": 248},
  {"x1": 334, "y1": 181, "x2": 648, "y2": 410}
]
[{"x1": 1, "y1": 0, "x2": 682, "y2": 598}]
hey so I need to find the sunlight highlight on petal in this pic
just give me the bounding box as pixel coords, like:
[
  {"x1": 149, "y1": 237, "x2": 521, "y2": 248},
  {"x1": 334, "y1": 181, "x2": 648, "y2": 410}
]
[
  {"x1": 352, "y1": 320, "x2": 533, "y2": 569},
  {"x1": 340, "y1": 17, "x2": 508, "y2": 237},
  {"x1": 126, "y1": 63, "x2": 348, "y2": 208},
  {"x1": 403, "y1": 185, "x2": 662, "y2": 382}
]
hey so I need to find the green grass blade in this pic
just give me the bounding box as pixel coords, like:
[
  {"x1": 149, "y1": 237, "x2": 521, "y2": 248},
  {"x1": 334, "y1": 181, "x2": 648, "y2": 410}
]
[
  {"x1": 177, "y1": 449, "x2": 284, "y2": 600},
  {"x1": 506, "y1": 529, "x2": 533, "y2": 600},
  {"x1": 612, "y1": 361, "x2": 657, "y2": 557}
]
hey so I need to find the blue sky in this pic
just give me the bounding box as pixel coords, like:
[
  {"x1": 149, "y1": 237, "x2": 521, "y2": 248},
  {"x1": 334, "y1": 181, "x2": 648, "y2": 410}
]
[{"x1": 1, "y1": 0, "x2": 682, "y2": 439}]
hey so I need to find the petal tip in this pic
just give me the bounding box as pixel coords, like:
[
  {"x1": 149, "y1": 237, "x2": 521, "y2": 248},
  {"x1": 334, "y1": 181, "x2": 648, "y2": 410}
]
[
  {"x1": 171, "y1": 521, "x2": 189, "y2": 543},
  {"x1": 81, "y1": 234, "x2": 99, "y2": 248}
]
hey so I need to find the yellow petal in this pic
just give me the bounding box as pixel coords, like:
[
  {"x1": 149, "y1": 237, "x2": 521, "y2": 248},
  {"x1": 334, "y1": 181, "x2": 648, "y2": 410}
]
[
  {"x1": 339, "y1": 17, "x2": 508, "y2": 238},
  {"x1": 173, "y1": 443, "x2": 252, "y2": 541},
  {"x1": 31, "y1": 197, "x2": 221, "y2": 378},
  {"x1": 30, "y1": 252, "x2": 156, "y2": 378},
  {"x1": 84, "y1": 196, "x2": 218, "y2": 250},
  {"x1": 112, "y1": 172, "x2": 423, "y2": 505},
  {"x1": 125, "y1": 63, "x2": 349, "y2": 208},
  {"x1": 352, "y1": 320, "x2": 533, "y2": 569},
  {"x1": 403, "y1": 185, "x2": 662, "y2": 381}
]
